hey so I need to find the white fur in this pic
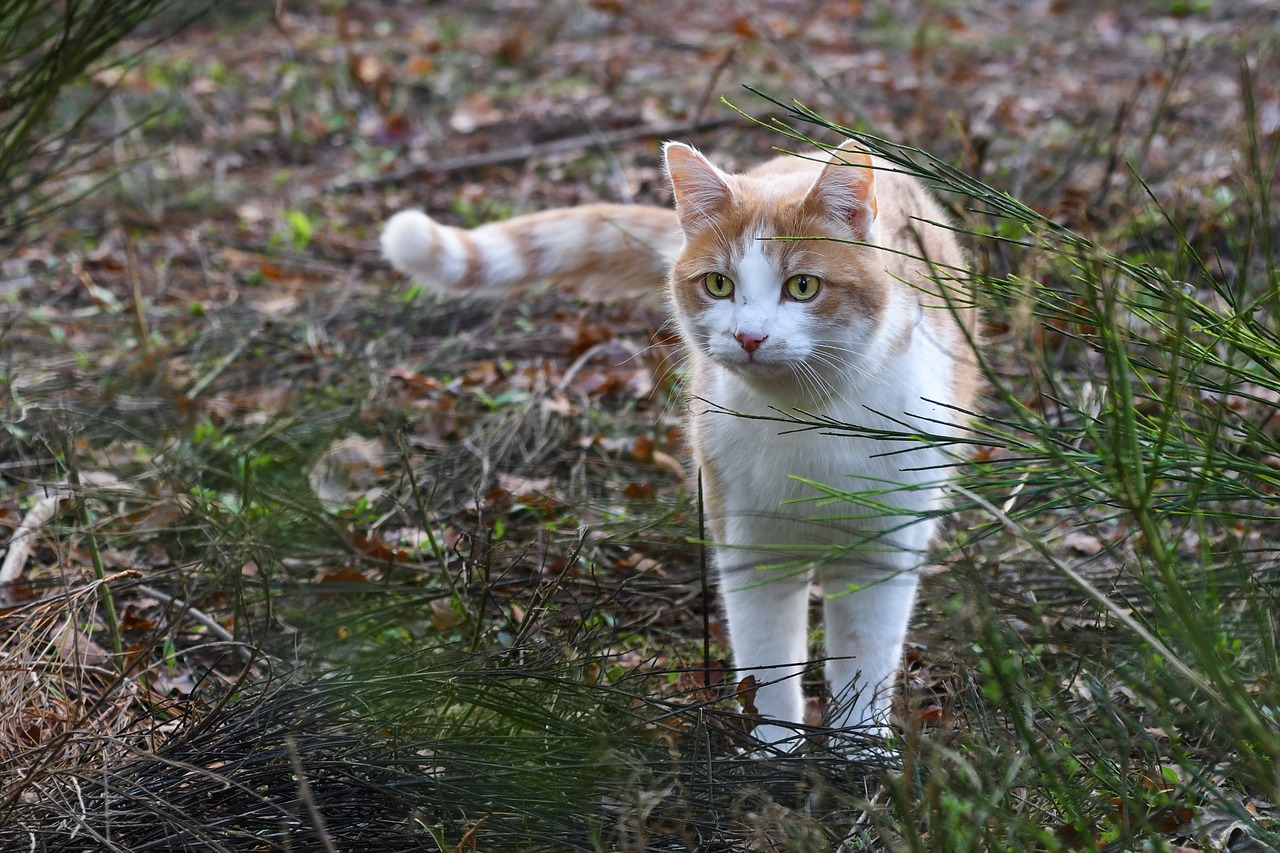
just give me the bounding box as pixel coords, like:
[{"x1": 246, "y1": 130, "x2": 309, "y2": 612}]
[
  {"x1": 692, "y1": 242, "x2": 958, "y2": 748},
  {"x1": 380, "y1": 210, "x2": 439, "y2": 279},
  {"x1": 431, "y1": 225, "x2": 468, "y2": 285},
  {"x1": 530, "y1": 216, "x2": 589, "y2": 278},
  {"x1": 469, "y1": 224, "x2": 524, "y2": 286}
]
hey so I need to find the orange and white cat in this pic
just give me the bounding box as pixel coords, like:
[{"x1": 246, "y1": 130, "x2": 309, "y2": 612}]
[{"x1": 382, "y1": 141, "x2": 978, "y2": 748}]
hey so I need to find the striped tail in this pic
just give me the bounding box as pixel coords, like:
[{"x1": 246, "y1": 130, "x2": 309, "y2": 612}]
[{"x1": 380, "y1": 203, "x2": 680, "y2": 303}]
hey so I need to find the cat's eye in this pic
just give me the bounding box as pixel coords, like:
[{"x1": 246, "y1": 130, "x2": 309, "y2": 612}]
[
  {"x1": 703, "y1": 272, "x2": 735, "y2": 299},
  {"x1": 784, "y1": 274, "x2": 821, "y2": 302}
]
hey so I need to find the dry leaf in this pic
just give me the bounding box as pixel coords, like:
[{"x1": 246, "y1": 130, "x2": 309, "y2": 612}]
[
  {"x1": 308, "y1": 435, "x2": 388, "y2": 510},
  {"x1": 51, "y1": 622, "x2": 114, "y2": 671},
  {"x1": 430, "y1": 597, "x2": 462, "y2": 630},
  {"x1": 1063, "y1": 530, "x2": 1104, "y2": 555},
  {"x1": 404, "y1": 56, "x2": 434, "y2": 75},
  {"x1": 495, "y1": 472, "x2": 554, "y2": 499}
]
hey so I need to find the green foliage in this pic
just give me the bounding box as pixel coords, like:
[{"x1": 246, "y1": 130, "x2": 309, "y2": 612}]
[
  {"x1": 282, "y1": 208, "x2": 313, "y2": 249},
  {"x1": 754, "y1": 90, "x2": 1280, "y2": 847},
  {"x1": 0, "y1": 0, "x2": 194, "y2": 243},
  {"x1": 3, "y1": 7, "x2": 1278, "y2": 844}
]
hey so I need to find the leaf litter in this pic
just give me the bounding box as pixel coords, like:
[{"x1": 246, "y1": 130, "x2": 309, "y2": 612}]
[{"x1": 2, "y1": 0, "x2": 1279, "y2": 848}]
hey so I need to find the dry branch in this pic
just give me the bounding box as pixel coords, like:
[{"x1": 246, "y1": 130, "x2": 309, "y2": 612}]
[{"x1": 330, "y1": 115, "x2": 745, "y2": 193}]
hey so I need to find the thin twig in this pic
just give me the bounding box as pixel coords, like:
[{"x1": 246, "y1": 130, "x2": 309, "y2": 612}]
[
  {"x1": 125, "y1": 233, "x2": 149, "y2": 349},
  {"x1": 691, "y1": 48, "x2": 736, "y2": 134},
  {"x1": 136, "y1": 584, "x2": 234, "y2": 644},
  {"x1": 286, "y1": 734, "x2": 338, "y2": 853},
  {"x1": 330, "y1": 115, "x2": 744, "y2": 193},
  {"x1": 0, "y1": 472, "x2": 126, "y2": 583},
  {"x1": 185, "y1": 326, "x2": 261, "y2": 400}
]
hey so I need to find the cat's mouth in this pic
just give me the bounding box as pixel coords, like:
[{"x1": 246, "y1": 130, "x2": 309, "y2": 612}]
[{"x1": 716, "y1": 348, "x2": 795, "y2": 375}]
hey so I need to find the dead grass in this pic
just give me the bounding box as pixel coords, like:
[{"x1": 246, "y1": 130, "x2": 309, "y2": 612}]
[{"x1": 3, "y1": 0, "x2": 1280, "y2": 849}]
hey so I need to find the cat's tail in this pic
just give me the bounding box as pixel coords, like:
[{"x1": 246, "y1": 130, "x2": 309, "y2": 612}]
[{"x1": 380, "y1": 203, "x2": 680, "y2": 302}]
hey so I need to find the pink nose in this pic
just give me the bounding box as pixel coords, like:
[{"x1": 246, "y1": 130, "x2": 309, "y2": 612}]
[{"x1": 735, "y1": 331, "x2": 768, "y2": 353}]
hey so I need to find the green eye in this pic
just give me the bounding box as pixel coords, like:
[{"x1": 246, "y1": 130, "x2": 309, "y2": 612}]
[
  {"x1": 703, "y1": 272, "x2": 735, "y2": 298},
  {"x1": 784, "y1": 274, "x2": 821, "y2": 302}
]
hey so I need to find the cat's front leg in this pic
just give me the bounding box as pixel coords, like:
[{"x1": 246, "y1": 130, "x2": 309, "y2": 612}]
[
  {"x1": 718, "y1": 560, "x2": 810, "y2": 749},
  {"x1": 820, "y1": 566, "x2": 920, "y2": 740}
]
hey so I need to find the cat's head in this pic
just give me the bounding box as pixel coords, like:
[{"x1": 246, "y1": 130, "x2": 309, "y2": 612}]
[{"x1": 663, "y1": 141, "x2": 898, "y2": 392}]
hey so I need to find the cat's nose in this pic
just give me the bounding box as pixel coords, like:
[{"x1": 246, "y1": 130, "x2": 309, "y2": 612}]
[{"x1": 735, "y1": 331, "x2": 768, "y2": 353}]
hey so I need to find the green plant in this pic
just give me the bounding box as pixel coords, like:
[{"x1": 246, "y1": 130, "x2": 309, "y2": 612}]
[
  {"x1": 0, "y1": 0, "x2": 197, "y2": 243},
  {"x1": 746, "y1": 85, "x2": 1280, "y2": 847}
]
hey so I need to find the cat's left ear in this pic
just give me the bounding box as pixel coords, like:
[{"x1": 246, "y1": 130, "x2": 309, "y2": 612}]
[{"x1": 804, "y1": 141, "x2": 878, "y2": 241}]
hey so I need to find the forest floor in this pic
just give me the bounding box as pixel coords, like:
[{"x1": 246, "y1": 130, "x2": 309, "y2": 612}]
[{"x1": 3, "y1": 1, "x2": 1279, "y2": 850}]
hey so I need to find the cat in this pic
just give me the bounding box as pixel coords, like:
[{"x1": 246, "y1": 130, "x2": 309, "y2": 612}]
[{"x1": 381, "y1": 140, "x2": 978, "y2": 749}]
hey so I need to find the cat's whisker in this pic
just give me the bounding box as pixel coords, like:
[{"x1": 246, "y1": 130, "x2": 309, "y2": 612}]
[{"x1": 807, "y1": 349, "x2": 875, "y2": 387}]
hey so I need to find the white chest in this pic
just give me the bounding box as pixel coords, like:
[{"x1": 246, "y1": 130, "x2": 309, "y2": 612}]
[{"x1": 694, "y1": 339, "x2": 957, "y2": 562}]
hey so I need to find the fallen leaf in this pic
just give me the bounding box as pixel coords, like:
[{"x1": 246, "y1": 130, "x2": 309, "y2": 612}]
[
  {"x1": 496, "y1": 472, "x2": 554, "y2": 499},
  {"x1": 650, "y1": 450, "x2": 686, "y2": 479},
  {"x1": 120, "y1": 610, "x2": 157, "y2": 632},
  {"x1": 449, "y1": 94, "x2": 503, "y2": 135},
  {"x1": 349, "y1": 53, "x2": 386, "y2": 85},
  {"x1": 623, "y1": 482, "x2": 655, "y2": 500},
  {"x1": 404, "y1": 56, "x2": 434, "y2": 76},
  {"x1": 308, "y1": 435, "x2": 388, "y2": 509},
  {"x1": 731, "y1": 17, "x2": 760, "y2": 39},
  {"x1": 737, "y1": 676, "x2": 760, "y2": 716},
  {"x1": 430, "y1": 597, "x2": 462, "y2": 630},
  {"x1": 51, "y1": 622, "x2": 114, "y2": 671},
  {"x1": 351, "y1": 532, "x2": 408, "y2": 562},
  {"x1": 1063, "y1": 530, "x2": 1104, "y2": 555}
]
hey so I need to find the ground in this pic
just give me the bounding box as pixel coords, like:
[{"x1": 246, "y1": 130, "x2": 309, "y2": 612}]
[{"x1": 2, "y1": 1, "x2": 1279, "y2": 850}]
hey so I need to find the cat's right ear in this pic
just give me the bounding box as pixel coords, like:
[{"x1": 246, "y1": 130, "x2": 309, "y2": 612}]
[{"x1": 664, "y1": 142, "x2": 734, "y2": 230}]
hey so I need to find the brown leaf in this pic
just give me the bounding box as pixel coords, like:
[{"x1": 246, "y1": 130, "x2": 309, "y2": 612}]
[
  {"x1": 258, "y1": 261, "x2": 288, "y2": 281},
  {"x1": 404, "y1": 56, "x2": 434, "y2": 76},
  {"x1": 377, "y1": 111, "x2": 413, "y2": 145},
  {"x1": 916, "y1": 704, "x2": 946, "y2": 724},
  {"x1": 649, "y1": 450, "x2": 686, "y2": 479},
  {"x1": 430, "y1": 597, "x2": 463, "y2": 630},
  {"x1": 736, "y1": 675, "x2": 760, "y2": 717},
  {"x1": 51, "y1": 622, "x2": 114, "y2": 671},
  {"x1": 495, "y1": 472, "x2": 554, "y2": 499},
  {"x1": 388, "y1": 365, "x2": 442, "y2": 395},
  {"x1": 449, "y1": 94, "x2": 503, "y2": 135},
  {"x1": 731, "y1": 17, "x2": 760, "y2": 39},
  {"x1": 566, "y1": 315, "x2": 614, "y2": 358},
  {"x1": 631, "y1": 435, "x2": 653, "y2": 463},
  {"x1": 461, "y1": 359, "x2": 501, "y2": 387},
  {"x1": 568, "y1": 369, "x2": 622, "y2": 397},
  {"x1": 351, "y1": 532, "x2": 407, "y2": 562},
  {"x1": 623, "y1": 482, "x2": 655, "y2": 500},
  {"x1": 120, "y1": 610, "x2": 157, "y2": 632},
  {"x1": 319, "y1": 566, "x2": 371, "y2": 588},
  {"x1": 495, "y1": 22, "x2": 533, "y2": 66},
  {"x1": 540, "y1": 392, "x2": 576, "y2": 417},
  {"x1": 1063, "y1": 530, "x2": 1104, "y2": 555}
]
